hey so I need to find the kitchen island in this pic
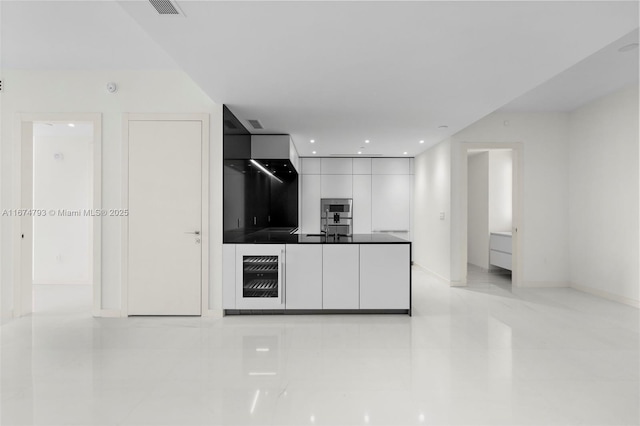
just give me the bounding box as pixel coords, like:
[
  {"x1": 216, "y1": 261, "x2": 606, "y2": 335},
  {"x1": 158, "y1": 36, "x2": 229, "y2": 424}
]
[{"x1": 223, "y1": 232, "x2": 411, "y2": 315}]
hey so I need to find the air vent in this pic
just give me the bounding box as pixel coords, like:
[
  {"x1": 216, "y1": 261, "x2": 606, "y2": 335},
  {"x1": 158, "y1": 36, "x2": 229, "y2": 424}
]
[
  {"x1": 149, "y1": 0, "x2": 181, "y2": 15},
  {"x1": 223, "y1": 120, "x2": 238, "y2": 130},
  {"x1": 247, "y1": 119, "x2": 264, "y2": 130}
]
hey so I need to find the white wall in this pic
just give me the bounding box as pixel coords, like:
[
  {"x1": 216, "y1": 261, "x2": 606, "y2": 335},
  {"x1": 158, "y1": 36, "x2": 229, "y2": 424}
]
[
  {"x1": 1, "y1": 69, "x2": 224, "y2": 320},
  {"x1": 450, "y1": 113, "x2": 570, "y2": 286},
  {"x1": 413, "y1": 139, "x2": 452, "y2": 281},
  {"x1": 417, "y1": 88, "x2": 638, "y2": 301},
  {"x1": 33, "y1": 124, "x2": 92, "y2": 285},
  {"x1": 467, "y1": 152, "x2": 489, "y2": 269},
  {"x1": 488, "y1": 150, "x2": 513, "y2": 233},
  {"x1": 568, "y1": 85, "x2": 639, "y2": 305}
]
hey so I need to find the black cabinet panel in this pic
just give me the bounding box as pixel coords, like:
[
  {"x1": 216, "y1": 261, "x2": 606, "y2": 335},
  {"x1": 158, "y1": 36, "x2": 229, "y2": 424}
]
[{"x1": 223, "y1": 106, "x2": 298, "y2": 242}]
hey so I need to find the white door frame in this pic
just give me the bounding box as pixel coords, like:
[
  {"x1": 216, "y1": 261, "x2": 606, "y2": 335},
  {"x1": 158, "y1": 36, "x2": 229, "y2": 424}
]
[
  {"x1": 455, "y1": 141, "x2": 523, "y2": 287},
  {"x1": 121, "y1": 113, "x2": 210, "y2": 316},
  {"x1": 13, "y1": 113, "x2": 102, "y2": 317}
]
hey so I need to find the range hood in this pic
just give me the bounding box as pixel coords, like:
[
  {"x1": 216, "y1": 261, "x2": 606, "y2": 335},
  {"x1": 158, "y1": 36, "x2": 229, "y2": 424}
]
[{"x1": 251, "y1": 135, "x2": 300, "y2": 174}]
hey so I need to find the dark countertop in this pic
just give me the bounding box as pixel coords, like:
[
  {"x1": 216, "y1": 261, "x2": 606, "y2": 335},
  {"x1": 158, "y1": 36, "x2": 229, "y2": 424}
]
[{"x1": 225, "y1": 230, "x2": 410, "y2": 244}]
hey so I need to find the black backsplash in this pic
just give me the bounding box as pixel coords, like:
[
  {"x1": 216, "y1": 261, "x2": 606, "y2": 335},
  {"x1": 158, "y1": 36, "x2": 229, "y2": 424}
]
[{"x1": 223, "y1": 106, "x2": 298, "y2": 242}]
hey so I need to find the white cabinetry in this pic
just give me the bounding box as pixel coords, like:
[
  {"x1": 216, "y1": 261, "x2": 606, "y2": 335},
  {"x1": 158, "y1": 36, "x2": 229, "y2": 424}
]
[
  {"x1": 301, "y1": 174, "x2": 321, "y2": 234},
  {"x1": 360, "y1": 244, "x2": 410, "y2": 309},
  {"x1": 223, "y1": 244, "x2": 236, "y2": 309},
  {"x1": 321, "y1": 158, "x2": 353, "y2": 174},
  {"x1": 322, "y1": 245, "x2": 359, "y2": 309},
  {"x1": 352, "y1": 175, "x2": 372, "y2": 234},
  {"x1": 321, "y1": 174, "x2": 352, "y2": 199},
  {"x1": 224, "y1": 243, "x2": 411, "y2": 314},
  {"x1": 489, "y1": 232, "x2": 512, "y2": 271},
  {"x1": 372, "y1": 158, "x2": 411, "y2": 175},
  {"x1": 302, "y1": 158, "x2": 321, "y2": 174},
  {"x1": 353, "y1": 158, "x2": 372, "y2": 174},
  {"x1": 371, "y1": 174, "x2": 411, "y2": 233},
  {"x1": 299, "y1": 157, "x2": 412, "y2": 239},
  {"x1": 285, "y1": 244, "x2": 322, "y2": 309}
]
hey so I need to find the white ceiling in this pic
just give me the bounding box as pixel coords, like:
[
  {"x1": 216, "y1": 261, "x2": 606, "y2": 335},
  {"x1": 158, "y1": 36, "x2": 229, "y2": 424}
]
[
  {"x1": 3, "y1": 1, "x2": 638, "y2": 157},
  {"x1": 501, "y1": 29, "x2": 639, "y2": 112},
  {"x1": 1, "y1": 1, "x2": 177, "y2": 69}
]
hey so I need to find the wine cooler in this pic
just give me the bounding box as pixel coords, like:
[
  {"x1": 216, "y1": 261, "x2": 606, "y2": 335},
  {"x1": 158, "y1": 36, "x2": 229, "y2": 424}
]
[{"x1": 236, "y1": 244, "x2": 285, "y2": 309}]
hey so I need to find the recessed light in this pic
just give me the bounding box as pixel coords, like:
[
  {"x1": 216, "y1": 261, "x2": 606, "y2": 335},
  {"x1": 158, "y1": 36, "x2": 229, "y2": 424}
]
[
  {"x1": 419, "y1": 140, "x2": 425, "y2": 144},
  {"x1": 68, "y1": 123, "x2": 75, "y2": 127},
  {"x1": 365, "y1": 140, "x2": 370, "y2": 144},
  {"x1": 403, "y1": 152, "x2": 408, "y2": 155},
  {"x1": 618, "y1": 43, "x2": 639, "y2": 52},
  {"x1": 310, "y1": 139, "x2": 315, "y2": 143},
  {"x1": 357, "y1": 151, "x2": 362, "y2": 154},
  {"x1": 438, "y1": 125, "x2": 448, "y2": 129},
  {"x1": 312, "y1": 151, "x2": 317, "y2": 155}
]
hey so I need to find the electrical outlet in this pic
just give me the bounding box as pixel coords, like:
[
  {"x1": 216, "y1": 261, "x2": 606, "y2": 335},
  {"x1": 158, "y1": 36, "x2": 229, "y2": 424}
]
[{"x1": 0, "y1": 79, "x2": 3, "y2": 92}]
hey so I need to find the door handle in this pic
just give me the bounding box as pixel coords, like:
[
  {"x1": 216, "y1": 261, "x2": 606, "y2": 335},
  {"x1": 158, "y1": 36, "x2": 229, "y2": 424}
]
[
  {"x1": 184, "y1": 231, "x2": 200, "y2": 235},
  {"x1": 280, "y1": 249, "x2": 285, "y2": 306}
]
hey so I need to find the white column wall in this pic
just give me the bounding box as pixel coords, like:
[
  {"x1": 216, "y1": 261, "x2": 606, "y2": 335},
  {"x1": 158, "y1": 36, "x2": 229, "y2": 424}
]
[{"x1": 568, "y1": 85, "x2": 639, "y2": 306}]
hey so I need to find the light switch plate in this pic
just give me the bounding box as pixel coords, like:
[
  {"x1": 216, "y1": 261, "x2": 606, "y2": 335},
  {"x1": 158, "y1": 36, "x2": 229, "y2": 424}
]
[{"x1": 439, "y1": 212, "x2": 445, "y2": 220}]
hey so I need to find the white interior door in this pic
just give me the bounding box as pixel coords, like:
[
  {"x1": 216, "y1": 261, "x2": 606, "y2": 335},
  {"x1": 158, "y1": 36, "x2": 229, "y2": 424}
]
[{"x1": 128, "y1": 120, "x2": 202, "y2": 315}]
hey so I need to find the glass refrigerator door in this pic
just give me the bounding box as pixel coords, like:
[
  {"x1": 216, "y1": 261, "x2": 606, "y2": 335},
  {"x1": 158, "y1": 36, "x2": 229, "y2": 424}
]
[
  {"x1": 236, "y1": 245, "x2": 285, "y2": 309},
  {"x1": 242, "y1": 255, "x2": 279, "y2": 299}
]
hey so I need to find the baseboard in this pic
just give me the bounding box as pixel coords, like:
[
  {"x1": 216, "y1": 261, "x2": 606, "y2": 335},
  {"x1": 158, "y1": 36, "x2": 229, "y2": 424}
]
[
  {"x1": 94, "y1": 309, "x2": 124, "y2": 318},
  {"x1": 570, "y1": 283, "x2": 640, "y2": 309},
  {"x1": 517, "y1": 281, "x2": 570, "y2": 288},
  {"x1": 204, "y1": 309, "x2": 223, "y2": 318},
  {"x1": 467, "y1": 264, "x2": 492, "y2": 273},
  {"x1": 412, "y1": 263, "x2": 461, "y2": 286}
]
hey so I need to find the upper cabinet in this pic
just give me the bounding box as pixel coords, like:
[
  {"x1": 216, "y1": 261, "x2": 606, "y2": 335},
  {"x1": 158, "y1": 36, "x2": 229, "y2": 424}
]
[
  {"x1": 301, "y1": 158, "x2": 321, "y2": 174},
  {"x1": 372, "y1": 158, "x2": 411, "y2": 175},
  {"x1": 301, "y1": 174, "x2": 321, "y2": 234},
  {"x1": 321, "y1": 174, "x2": 353, "y2": 199},
  {"x1": 353, "y1": 158, "x2": 372, "y2": 174},
  {"x1": 298, "y1": 156, "x2": 412, "y2": 238},
  {"x1": 321, "y1": 158, "x2": 353, "y2": 174},
  {"x1": 371, "y1": 174, "x2": 411, "y2": 232}
]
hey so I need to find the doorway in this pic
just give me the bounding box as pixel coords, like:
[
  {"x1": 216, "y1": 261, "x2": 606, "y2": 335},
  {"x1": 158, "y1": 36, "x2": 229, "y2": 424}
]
[
  {"x1": 14, "y1": 113, "x2": 102, "y2": 317},
  {"x1": 467, "y1": 149, "x2": 513, "y2": 289},
  {"x1": 456, "y1": 142, "x2": 522, "y2": 288}
]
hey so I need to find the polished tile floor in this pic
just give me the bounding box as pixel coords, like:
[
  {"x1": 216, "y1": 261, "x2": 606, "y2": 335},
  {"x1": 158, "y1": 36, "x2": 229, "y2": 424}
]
[{"x1": 1, "y1": 268, "x2": 639, "y2": 426}]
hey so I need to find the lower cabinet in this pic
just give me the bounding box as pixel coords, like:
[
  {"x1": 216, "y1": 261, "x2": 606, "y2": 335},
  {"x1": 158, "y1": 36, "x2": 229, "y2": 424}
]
[
  {"x1": 224, "y1": 243, "x2": 410, "y2": 313},
  {"x1": 322, "y1": 245, "x2": 360, "y2": 309},
  {"x1": 285, "y1": 244, "x2": 322, "y2": 309},
  {"x1": 360, "y1": 244, "x2": 410, "y2": 309},
  {"x1": 222, "y1": 244, "x2": 236, "y2": 309}
]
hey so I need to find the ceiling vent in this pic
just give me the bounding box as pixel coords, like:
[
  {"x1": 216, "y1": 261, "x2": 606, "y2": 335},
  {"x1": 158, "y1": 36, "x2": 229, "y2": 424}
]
[
  {"x1": 247, "y1": 119, "x2": 264, "y2": 130},
  {"x1": 149, "y1": 0, "x2": 182, "y2": 15}
]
